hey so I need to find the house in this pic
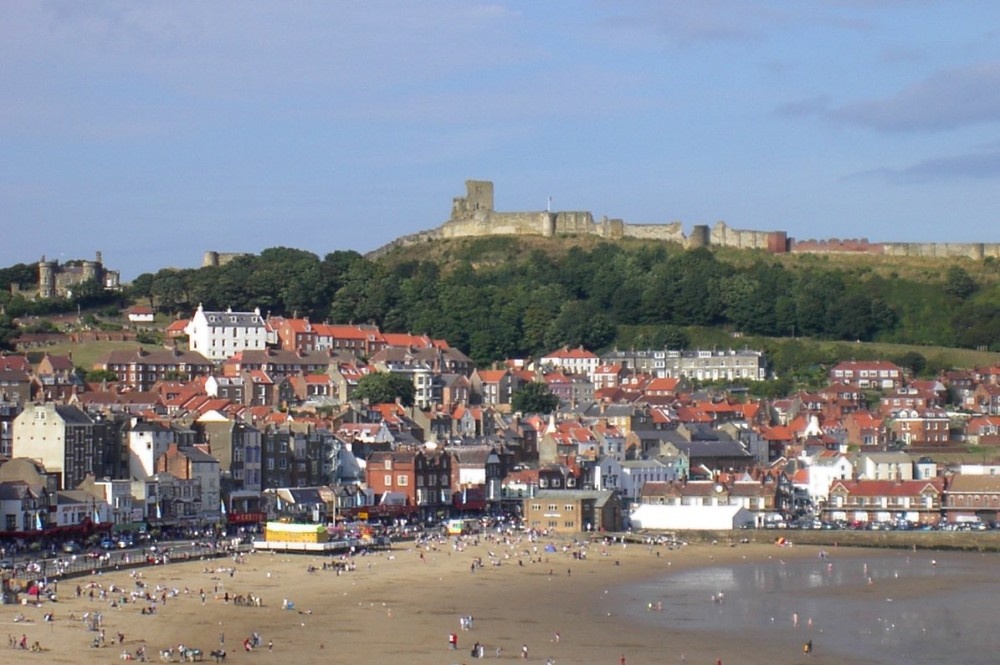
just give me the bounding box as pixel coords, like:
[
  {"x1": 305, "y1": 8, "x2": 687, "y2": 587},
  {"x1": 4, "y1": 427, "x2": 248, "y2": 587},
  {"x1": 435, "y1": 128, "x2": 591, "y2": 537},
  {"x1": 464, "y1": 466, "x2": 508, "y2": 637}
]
[
  {"x1": 798, "y1": 453, "x2": 853, "y2": 505},
  {"x1": 964, "y1": 416, "x2": 1000, "y2": 446},
  {"x1": 942, "y1": 474, "x2": 1000, "y2": 524},
  {"x1": 890, "y1": 408, "x2": 950, "y2": 447},
  {"x1": 591, "y1": 363, "x2": 627, "y2": 390},
  {"x1": 856, "y1": 451, "x2": 914, "y2": 481},
  {"x1": 0, "y1": 369, "x2": 32, "y2": 404},
  {"x1": 271, "y1": 317, "x2": 318, "y2": 352},
  {"x1": 842, "y1": 410, "x2": 888, "y2": 448},
  {"x1": 595, "y1": 457, "x2": 677, "y2": 501},
  {"x1": 148, "y1": 471, "x2": 203, "y2": 525},
  {"x1": 471, "y1": 369, "x2": 518, "y2": 410},
  {"x1": 828, "y1": 360, "x2": 904, "y2": 390},
  {"x1": 825, "y1": 478, "x2": 944, "y2": 525},
  {"x1": 600, "y1": 348, "x2": 768, "y2": 382},
  {"x1": 126, "y1": 305, "x2": 155, "y2": 324},
  {"x1": 313, "y1": 323, "x2": 386, "y2": 357},
  {"x1": 94, "y1": 347, "x2": 213, "y2": 392},
  {"x1": 184, "y1": 304, "x2": 269, "y2": 361},
  {"x1": 970, "y1": 383, "x2": 1000, "y2": 416},
  {"x1": 879, "y1": 385, "x2": 944, "y2": 417},
  {"x1": 523, "y1": 489, "x2": 622, "y2": 533},
  {"x1": 632, "y1": 480, "x2": 759, "y2": 529},
  {"x1": 13, "y1": 403, "x2": 122, "y2": 490},
  {"x1": 540, "y1": 346, "x2": 600, "y2": 378},
  {"x1": 155, "y1": 443, "x2": 222, "y2": 522}
]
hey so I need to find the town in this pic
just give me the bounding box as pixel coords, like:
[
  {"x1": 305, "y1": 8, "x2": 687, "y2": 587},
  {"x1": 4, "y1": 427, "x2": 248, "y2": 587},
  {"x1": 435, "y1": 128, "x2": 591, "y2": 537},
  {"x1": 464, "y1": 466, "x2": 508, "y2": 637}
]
[{"x1": 0, "y1": 293, "x2": 998, "y2": 558}]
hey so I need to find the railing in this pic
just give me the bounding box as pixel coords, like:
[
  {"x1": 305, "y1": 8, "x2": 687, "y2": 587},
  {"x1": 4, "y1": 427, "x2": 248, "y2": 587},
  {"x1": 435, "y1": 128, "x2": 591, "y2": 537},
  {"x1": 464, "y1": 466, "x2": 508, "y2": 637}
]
[{"x1": 2, "y1": 541, "x2": 254, "y2": 586}]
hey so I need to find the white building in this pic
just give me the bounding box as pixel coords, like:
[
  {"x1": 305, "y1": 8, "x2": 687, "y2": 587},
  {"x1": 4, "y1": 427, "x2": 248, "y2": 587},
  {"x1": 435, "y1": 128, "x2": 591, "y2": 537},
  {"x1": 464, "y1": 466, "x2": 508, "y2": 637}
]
[
  {"x1": 126, "y1": 418, "x2": 175, "y2": 481},
  {"x1": 185, "y1": 304, "x2": 269, "y2": 361},
  {"x1": 595, "y1": 457, "x2": 677, "y2": 501},
  {"x1": 629, "y1": 504, "x2": 754, "y2": 530},
  {"x1": 800, "y1": 454, "x2": 854, "y2": 505},
  {"x1": 540, "y1": 346, "x2": 600, "y2": 378}
]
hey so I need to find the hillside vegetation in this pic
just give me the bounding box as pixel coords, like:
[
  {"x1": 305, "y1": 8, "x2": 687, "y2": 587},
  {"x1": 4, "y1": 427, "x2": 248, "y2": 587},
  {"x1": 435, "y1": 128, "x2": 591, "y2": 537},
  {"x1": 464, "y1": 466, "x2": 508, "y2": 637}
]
[{"x1": 1, "y1": 238, "x2": 999, "y2": 377}]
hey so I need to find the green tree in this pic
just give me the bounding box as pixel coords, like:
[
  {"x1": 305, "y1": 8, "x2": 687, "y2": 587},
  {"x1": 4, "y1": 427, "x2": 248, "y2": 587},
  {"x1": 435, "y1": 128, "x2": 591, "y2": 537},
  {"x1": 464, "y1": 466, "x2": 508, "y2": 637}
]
[
  {"x1": 893, "y1": 351, "x2": 927, "y2": 377},
  {"x1": 944, "y1": 265, "x2": 978, "y2": 301},
  {"x1": 0, "y1": 315, "x2": 19, "y2": 351},
  {"x1": 512, "y1": 381, "x2": 560, "y2": 414},
  {"x1": 80, "y1": 368, "x2": 118, "y2": 383},
  {"x1": 128, "y1": 273, "x2": 156, "y2": 309},
  {"x1": 352, "y1": 371, "x2": 415, "y2": 407}
]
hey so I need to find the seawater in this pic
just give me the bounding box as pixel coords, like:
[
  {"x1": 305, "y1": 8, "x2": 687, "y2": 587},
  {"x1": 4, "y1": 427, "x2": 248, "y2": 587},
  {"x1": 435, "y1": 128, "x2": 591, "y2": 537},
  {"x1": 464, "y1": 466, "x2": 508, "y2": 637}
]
[{"x1": 618, "y1": 549, "x2": 1000, "y2": 665}]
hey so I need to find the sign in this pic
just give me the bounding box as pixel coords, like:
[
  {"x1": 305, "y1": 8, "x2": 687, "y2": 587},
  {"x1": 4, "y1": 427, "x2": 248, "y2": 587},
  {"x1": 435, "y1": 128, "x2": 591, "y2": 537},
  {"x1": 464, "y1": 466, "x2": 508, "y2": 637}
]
[{"x1": 227, "y1": 512, "x2": 266, "y2": 524}]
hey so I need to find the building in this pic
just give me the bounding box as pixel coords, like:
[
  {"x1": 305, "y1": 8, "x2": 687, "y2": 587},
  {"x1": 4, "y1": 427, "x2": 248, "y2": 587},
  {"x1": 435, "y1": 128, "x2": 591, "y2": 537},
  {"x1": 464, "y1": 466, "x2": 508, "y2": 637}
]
[
  {"x1": 601, "y1": 348, "x2": 768, "y2": 382},
  {"x1": 522, "y1": 489, "x2": 623, "y2": 533},
  {"x1": 185, "y1": 304, "x2": 269, "y2": 361},
  {"x1": 825, "y1": 478, "x2": 944, "y2": 525},
  {"x1": 155, "y1": 443, "x2": 221, "y2": 523},
  {"x1": 540, "y1": 346, "x2": 600, "y2": 377},
  {"x1": 94, "y1": 347, "x2": 213, "y2": 392},
  {"x1": 36, "y1": 251, "x2": 120, "y2": 299},
  {"x1": 943, "y1": 474, "x2": 1000, "y2": 525},
  {"x1": 595, "y1": 457, "x2": 678, "y2": 501},
  {"x1": 13, "y1": 403, "x2": 121, "y2": 490},
  {"x1": 828, "y1": 360, "x2": 904, "y2": 391}
]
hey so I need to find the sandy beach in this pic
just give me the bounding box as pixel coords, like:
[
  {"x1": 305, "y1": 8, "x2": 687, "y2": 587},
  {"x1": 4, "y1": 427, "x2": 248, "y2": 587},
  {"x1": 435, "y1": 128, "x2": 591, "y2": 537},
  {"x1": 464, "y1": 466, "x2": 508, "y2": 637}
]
[{"x1": 0, "y1": 535, "x2": 905, "y2": 665}]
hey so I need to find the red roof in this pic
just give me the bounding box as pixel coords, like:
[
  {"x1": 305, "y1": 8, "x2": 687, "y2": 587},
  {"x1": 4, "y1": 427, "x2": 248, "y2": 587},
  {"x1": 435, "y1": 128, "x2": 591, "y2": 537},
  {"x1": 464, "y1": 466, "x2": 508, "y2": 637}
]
[{"x1": 543, "y1": 346, "x2": 598, "y2": 360}]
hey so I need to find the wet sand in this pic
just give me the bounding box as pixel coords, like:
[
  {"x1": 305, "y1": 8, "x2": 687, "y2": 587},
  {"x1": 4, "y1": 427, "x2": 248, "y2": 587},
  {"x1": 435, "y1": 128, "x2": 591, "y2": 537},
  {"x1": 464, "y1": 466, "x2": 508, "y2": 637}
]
[{"x1": 0, "y1": 536, "x2": 890, "y2": 665}]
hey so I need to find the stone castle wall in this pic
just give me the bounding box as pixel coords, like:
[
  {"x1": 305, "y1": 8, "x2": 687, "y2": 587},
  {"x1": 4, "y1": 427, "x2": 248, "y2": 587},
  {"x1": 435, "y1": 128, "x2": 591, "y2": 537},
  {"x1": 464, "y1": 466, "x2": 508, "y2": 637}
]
[{"x1": 365, "y1": 180, "x2": 1000, "y2": 260}]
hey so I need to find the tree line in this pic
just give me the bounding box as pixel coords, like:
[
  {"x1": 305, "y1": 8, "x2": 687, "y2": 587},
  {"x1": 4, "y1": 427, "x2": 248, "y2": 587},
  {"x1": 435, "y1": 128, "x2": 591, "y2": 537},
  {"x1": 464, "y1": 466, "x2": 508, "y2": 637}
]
[{"x1": 1, "y1": 240, "x2": 998, "y2": 362}]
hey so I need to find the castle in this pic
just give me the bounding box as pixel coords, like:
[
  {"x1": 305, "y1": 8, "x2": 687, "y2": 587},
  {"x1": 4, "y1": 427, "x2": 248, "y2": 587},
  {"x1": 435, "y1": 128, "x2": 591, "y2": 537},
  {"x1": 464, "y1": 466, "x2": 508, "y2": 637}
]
[
  {"x1": 368, "y1": 180, "x2": 1000, "y2": 260},
  {"x1": 34, "y1": 252, "x2": 120, "y2": 299}
]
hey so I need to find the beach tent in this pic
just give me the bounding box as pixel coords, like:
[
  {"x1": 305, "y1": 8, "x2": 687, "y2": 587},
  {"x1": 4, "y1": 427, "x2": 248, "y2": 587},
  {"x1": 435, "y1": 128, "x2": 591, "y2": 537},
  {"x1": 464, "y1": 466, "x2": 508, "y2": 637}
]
[{"x1": 544, "y1": 544, "x2": 557, "y2": 553}]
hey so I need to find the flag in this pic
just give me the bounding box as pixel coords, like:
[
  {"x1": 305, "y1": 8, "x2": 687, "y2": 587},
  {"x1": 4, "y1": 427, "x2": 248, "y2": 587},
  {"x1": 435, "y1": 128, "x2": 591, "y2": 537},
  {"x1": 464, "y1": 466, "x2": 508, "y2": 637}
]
[
  {"x1": 220, "y1": 499, "x2": 227, "y2": 516},
  {"x1": 155, "y1": 502, "x2": 162, "y2": 520},
  {"x1": 35, "y1": 512, "x2": 43, "y2": 530},
  {"x1": 93, "y1": 507, "x2": 100, "y2": 523}
]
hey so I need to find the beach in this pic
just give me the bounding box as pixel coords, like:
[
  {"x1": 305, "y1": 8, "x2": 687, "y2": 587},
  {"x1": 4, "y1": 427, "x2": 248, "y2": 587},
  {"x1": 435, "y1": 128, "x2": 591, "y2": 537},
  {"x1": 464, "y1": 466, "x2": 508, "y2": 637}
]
[{"x1": 0, "y1": 534, "x2": 970, "y2": 665}]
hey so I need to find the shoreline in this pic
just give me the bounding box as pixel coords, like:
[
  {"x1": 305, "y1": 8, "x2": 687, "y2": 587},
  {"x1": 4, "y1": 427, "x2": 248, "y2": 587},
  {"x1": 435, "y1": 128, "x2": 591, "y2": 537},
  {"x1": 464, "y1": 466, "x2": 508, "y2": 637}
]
[{"x1": 0, "y1": 534, "x2": 914, "y2": 665}]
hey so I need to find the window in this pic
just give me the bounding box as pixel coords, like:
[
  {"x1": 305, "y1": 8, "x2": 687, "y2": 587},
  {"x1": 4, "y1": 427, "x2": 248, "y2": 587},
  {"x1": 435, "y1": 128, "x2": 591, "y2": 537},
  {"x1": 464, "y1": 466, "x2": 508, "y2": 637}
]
[
  {"x1": 397, "y1": 475, "x2": 409, "y2": 486},
  {"x1": 384, "y1": 459, "x2": 392, "y2": 470},
  {"x1": 564, "y1": 521, "x2": 575, "y2": 528},
  {"x1": 531, "y1": 504, "x2": 541, "y2": 511},
  {"x1": 547, "y1": 504, "x2": 557, "y2": 511},
  {"x1": 384, "y1": 474, "x2": 392, "y2": 486}
]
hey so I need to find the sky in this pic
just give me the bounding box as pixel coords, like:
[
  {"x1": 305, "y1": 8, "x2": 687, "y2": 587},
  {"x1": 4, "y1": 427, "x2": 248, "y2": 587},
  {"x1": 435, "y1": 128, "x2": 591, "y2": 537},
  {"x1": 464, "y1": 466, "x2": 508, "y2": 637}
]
[{"x1": 5, "y1": 1, "x2": 1000, "y2": 281}]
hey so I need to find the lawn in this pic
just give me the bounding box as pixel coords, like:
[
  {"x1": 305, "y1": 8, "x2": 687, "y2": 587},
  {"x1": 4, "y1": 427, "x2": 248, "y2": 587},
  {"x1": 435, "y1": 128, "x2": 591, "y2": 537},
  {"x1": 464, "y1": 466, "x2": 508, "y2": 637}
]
[{"x1": 26, "y1": 339, "x2": 149, "y2": 369}]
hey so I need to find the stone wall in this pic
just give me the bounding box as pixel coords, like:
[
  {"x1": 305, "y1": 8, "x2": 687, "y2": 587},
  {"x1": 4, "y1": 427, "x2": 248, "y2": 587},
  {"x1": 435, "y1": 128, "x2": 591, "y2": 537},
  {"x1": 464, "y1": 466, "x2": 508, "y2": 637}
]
[
  {"x1": 620, "y1": 221, "x2": 686, "y2": 243},
  {"x1": 364, "y1": 180, "x2": 1000, "y2": 260}
]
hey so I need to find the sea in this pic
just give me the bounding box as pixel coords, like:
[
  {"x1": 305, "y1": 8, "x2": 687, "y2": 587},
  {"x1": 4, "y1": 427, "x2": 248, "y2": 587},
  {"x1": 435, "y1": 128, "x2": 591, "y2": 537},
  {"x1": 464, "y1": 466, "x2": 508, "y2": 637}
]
[{"x1": 618, "y1": 549, "x2": 1000, "y2": 665}]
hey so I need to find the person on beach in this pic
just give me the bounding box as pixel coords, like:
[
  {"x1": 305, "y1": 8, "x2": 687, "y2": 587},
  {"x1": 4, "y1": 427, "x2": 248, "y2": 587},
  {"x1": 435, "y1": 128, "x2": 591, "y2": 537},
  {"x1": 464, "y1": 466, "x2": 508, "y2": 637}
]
[
  {"x1": 803, "y1": 640, "x2": 813, "y2": 656},
  {"x1": 522, "y1": 644, "x2": 529, "y2": 659}
]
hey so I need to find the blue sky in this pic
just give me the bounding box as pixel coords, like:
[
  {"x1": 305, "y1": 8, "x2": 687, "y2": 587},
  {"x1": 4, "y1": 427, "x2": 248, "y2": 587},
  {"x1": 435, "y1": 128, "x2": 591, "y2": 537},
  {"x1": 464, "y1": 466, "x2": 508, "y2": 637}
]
[{"x1": 5, "y1": 1, "x2": 1000, "y2": 280}]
